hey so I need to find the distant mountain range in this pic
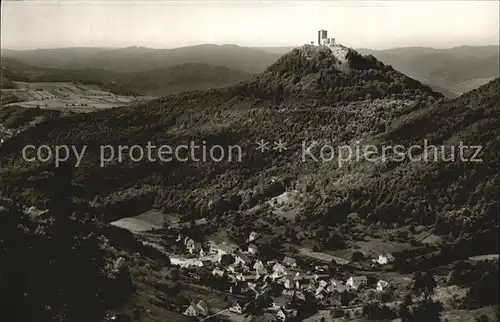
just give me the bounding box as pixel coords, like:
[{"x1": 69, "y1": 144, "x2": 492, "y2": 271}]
[
  {"x1": 2, "y1": 44, "x2": 498, "y2": 97},
  {"x1": 356, "y1": 46, "x2": 499, "y2": 97},
  {"x1": 1, "y1": 45, "x2": 280, "y2": 74}
]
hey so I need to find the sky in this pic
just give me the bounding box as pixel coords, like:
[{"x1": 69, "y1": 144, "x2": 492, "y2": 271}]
[{"x1": 1, "y1": 0, "x2": 499, "y2": 50}]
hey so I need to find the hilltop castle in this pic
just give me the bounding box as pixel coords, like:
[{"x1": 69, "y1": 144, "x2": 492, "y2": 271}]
[{"x1": 317, "y1": 29, "x2": 336, "y2": 46}]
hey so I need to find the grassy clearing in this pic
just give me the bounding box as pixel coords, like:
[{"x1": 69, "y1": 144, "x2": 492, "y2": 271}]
[{"x1": 1, "y1": 81, "x2": 156, "y2": 111}]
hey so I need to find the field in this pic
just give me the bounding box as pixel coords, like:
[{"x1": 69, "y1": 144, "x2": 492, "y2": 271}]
[{"x1": 1, "y1": 81, "x2": 156, "y2": 111}]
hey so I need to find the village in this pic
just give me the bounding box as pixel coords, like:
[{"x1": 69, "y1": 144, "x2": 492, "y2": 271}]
[{"x1": 162, "y1": 230, "x2": 397, "y2": 321}]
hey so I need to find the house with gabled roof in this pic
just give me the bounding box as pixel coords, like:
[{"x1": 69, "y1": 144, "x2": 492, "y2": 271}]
[
  {"x1": 372, "y1": 253, "x2": 395, "y2": 265},
  {"x1": 283, "y1": 277, "x2": 294, "y2": 290},
  {"x1": 305, "y1": 283, "x2": 317, "y2": 294},
  {"x1": 282, "y1": 256, "x2": 297, "y2": 268},
  {"x1": 276, "y1": 307, "x2": 288, "y2": 321},
  {"x1": 346, "y1": 275, "x2": 368, "y2": 290},
  {"x1": 233, "y1": 254, "x2": 249, "y2": 267},
  {"x1": 317, "y1": 280, "x2": 328, "y2": 289},
  {"x1": 212, "y1": 268, "x2": 224, "y2": 276},
  {"x1": 229, "y1": 301, "x2": 243, "y2": 314},
  {"x1": 294, "y1": 291, "x2": 306, "y2": 301},
  {"x1": 315, "y1": 286, "x2": 326, "y2": 299},
  {"x1": 271, "y1": 263, "x2": 287, "y2": 279},
  {"x1": 327, "y1": 279, "x2": 347, "y2": 293},
  {"x1": 247, "y1": 282, "x2": 257, "y2": 293},
  {"x1": 196, "y1": 300, "x2": 209, "y2": 316},
  {"x1": 247, "y1": 231, "x2": 258, "y2": 242},
  {"x1": 247, "y1": 243, "x2": 258, "y2": 254},
  {"x1": 182, "y1": 304, "x2": 198, "y2": 317},
  {"x1": 376, "y1": 279, "x2": 390, "y2": 292},
  {"x1": 253, "y1": 260, "x2": 268, "y2": 275},
  {"x1": 182, "y1": 300, "x2": 209, "y2": 317}
]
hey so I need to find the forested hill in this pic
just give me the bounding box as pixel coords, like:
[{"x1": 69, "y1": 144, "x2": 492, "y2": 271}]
[
  {"x1": 0, "y1": 54, "x2": 497, "y2": 254},
  {"x1": 235, "y1": 45, "x2": 442, "y2": 103}
]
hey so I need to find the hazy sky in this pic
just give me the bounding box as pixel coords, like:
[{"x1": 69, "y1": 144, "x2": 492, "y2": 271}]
[{"x1": 2, "y1": 0, "x2": 499, "y2": 50}]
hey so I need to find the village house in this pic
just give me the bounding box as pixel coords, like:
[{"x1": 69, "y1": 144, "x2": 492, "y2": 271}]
[
  {"x1": 372, "y1": 253, "x2": 395, "y2": 265},
  {"x1": 276, "y1": 308, "x2": 288, "y2": 321},
  {"x1": 280, "y1": 272, "x2": 303, "y2": 290},
  {"x1": 208, "y1": 241, "x2": 236, "y2": 256},
  {"x1": 229, "y1": 301, "x2": 243, "y2": 314},
  {"x1": 247, "y1": 243, "x2": 258, "y2": 254},
  {"x1": 253, "y1": 260, "x2": 268, "y2": 275},
  {"x1": 271, "y1": 263, "x2": 287, "y2": 279},
  {"x1": 182, "y1": 300, "x2": 209, "y2": 317},
  {"x1": 346, "y1": 276, "x2": 368, "y2": 290},
  {"x1": 196, "y1": 300, "x2": 209, "y2": 316},
  {"x1": 305, "y1": 283, "x2": 317, "y2": 294},
  {"x1": 314, "y1": 265, "x2": 329, "y2": 273},
  {"x1": 295, "y1": 273, "x2": 307, "y2": 289},
  {"x1": 317, "y1": 280, "x2": 328, "y2": 289},
  {"x1": 283, "y1": 276, "x2": 295, "y2": 289},
  {"x1": 294, "y1": 291, "x2": 306, "y2": 301},
  {"x1": 376, "y1": 279, "x2": 390, "y2": 292},
  {"x1": 233, "y1": 254, "x2": 249, "y2": 267},
  {"x1": 269, "y1": 296, "x2": 288, "y2": 311},
  {"x1": 247, "y1": 231, "x2": 258, "y2": 242},
  {"x1": 247, "y1": 282, "x2": 257, "y2": 293},
  {"x1": 327, "y1": 279, "x2": 347, "y2": 293},
  {"x1": 282, "y1": 256, "x2": 297, "y2": 267},
  {"x1": 212, "y1": 268, "x2": 224, "y2": 277},
  {"x1": 182, "y1": 304, "x2": 198, "y2": 317},
  {"x1": 315, "y1": 286, "x2": 326, "y2": 299}
]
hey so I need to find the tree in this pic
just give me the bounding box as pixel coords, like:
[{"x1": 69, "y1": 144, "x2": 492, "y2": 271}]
[
  {"x1": 476, "y1": 314, "x2": 489, "y2": 322},
  {"x1": 411, "y1": 299, "x2": 443, "y2": 322},
  {"x1": 412, "y1": 271, "x2": 437, "y2": 300},
  {"x1": 351, "y1": 251, "x2": 365, "y2": 262},
  {"x1": 297, "y1": 293, "x2": 318, "y2": 318},
  {"x1": 341, "y1": 290, "x2": 350, "y2": 306},
  {"x1": 0, "y1": 164, "x2": 134, "y2": 322},
  {"x1": 398, "y1": 303, "x2": 411, "y2": 322},
  {"x1": 403, "y1": 293, "x2": 413, "y2": 306}
]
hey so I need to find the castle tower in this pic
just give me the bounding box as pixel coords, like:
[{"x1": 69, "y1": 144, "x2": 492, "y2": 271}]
[{"x1": 317, "y1": 29, "x2": 327, "y2": 45}]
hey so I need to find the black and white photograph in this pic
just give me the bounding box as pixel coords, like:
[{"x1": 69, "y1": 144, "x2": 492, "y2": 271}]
[{"x1": 1, "y1": 1, "x2": 499, "y2": 321}]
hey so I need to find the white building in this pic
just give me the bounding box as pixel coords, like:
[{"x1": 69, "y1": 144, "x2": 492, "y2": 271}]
[
  {"x1": 253, "y1": 260, "x2": 267, "y2": 275},
  {"x1": 346, "y1": 276, "x2": 368, "y2": 290},
  {"x1": 276, "y1": 308, "x2": 288, "y2": 321},
  {"x1": 212, "y1": 268, "x2": 224, "y2": 277},
  {"x1": 229, "y1": 301, "x2": 243, "y2": 314},
  {"x1": 183, "y1": 304, "x2": 198, "y2": 317},
  {"x1": 376, "y1": 279, "x2": 390, "y2": 292},
  {"x1": 282, "y1": 256, "x2": 297, "y2": 267},
  {"x1": 247, "y1": 243, "x2": 258, "y2": 254},
  {"x1": 372, "y1": 253, "x2": 395, "y2": 265},
  {"x1": 327, "y1": 279, "x2": 347, "y2": 293},
  {"x1": 196, "y1": 300, "x2": 208, "y2": 316},
  {"x1": 272, "y1": 263, "x2": 287, "y2": 279},
  {"x1": 247, "y1": 231, "x2": 258, "y2": 242}
]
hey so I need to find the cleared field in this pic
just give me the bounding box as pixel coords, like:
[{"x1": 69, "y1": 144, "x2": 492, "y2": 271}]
[
  {"x1": 110, "y1": 209, "x2": 167, "y2": 232},
  {"x1": 1, "y1": 81, "x2": 156, "y2": 111},
  {"x1": 298, "y1": 247, "x2": 350, "y2": 265}
]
